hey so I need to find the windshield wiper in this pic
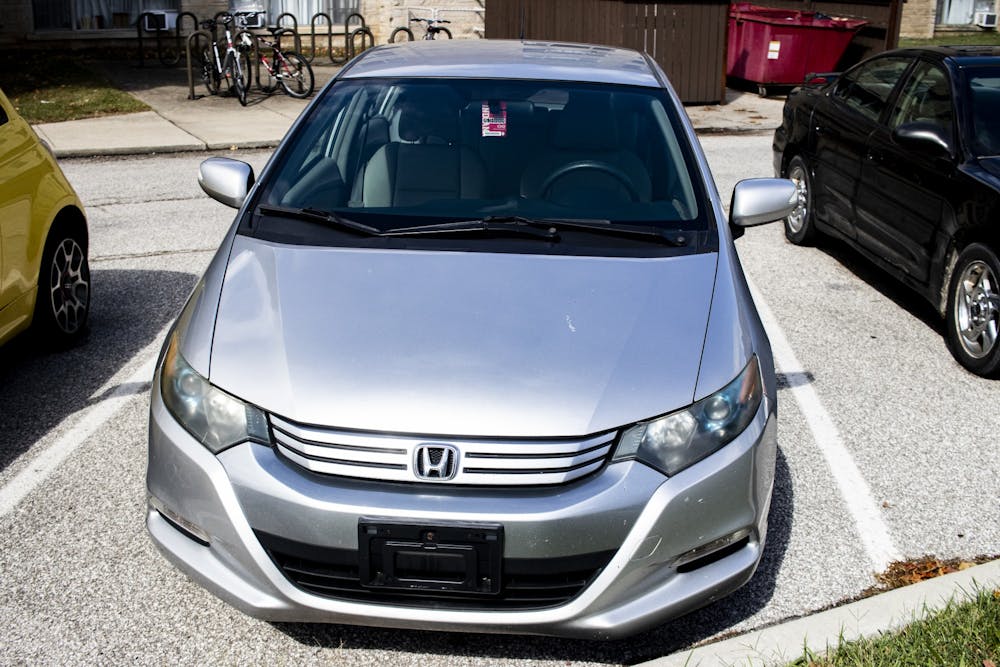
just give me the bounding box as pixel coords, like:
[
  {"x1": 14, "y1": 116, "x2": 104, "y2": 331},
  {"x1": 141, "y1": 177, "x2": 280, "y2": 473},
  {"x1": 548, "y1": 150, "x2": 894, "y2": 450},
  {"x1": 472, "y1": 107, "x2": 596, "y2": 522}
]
[
  {"x1": 387, "y1": 216, "x2": 688, "y2": 246},
  {"x1": 381, "y1": 218, "x2": 560, "y2": 240},
  {"x1": 488, "y1": 216, "x2": 689, "y2": 246},
  {"x1": 257, "y1": 205, "x2": 381, "y2": 236}
]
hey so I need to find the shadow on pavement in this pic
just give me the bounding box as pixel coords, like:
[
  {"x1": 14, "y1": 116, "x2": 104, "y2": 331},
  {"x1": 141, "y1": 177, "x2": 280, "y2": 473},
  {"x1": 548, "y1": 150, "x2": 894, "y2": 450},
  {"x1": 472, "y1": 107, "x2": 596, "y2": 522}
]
[
  {"x1": 815, "y1": 234, "x2": 943, "y2": 335},
  {"x1": 0, "y1": 268, "x2": 195, "y2": 473},
  {"x1": 273, "y1": 448, "x2": 794, "y2": 665}
]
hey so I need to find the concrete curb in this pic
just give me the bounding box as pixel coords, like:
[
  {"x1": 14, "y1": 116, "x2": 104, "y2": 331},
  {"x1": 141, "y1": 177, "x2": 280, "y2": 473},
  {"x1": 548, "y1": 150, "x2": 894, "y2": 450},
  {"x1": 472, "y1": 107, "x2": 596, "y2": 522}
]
[{"x1": 641, "y1": 559, "x2": 1000, "y2": 667}]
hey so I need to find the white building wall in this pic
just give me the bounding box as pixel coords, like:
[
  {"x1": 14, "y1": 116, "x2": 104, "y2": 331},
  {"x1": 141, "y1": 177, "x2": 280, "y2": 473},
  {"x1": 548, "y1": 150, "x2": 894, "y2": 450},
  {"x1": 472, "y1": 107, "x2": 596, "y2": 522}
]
[{"x1": 359, "y1": 0, "x2": 484, "y2": 43}]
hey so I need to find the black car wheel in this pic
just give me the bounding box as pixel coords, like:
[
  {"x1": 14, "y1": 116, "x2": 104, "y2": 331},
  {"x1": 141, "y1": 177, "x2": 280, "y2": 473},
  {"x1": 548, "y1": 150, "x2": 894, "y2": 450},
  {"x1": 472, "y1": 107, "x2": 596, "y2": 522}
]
[
  {"x1": 784, "y1": 155, "x2": 817, "y2": 245},
  {"x1": 34, "y1": 224, "x2": 91, "y2": 345},
  {"x1": 946, "y1": 243, "x2": 1000, "y2": 377}
]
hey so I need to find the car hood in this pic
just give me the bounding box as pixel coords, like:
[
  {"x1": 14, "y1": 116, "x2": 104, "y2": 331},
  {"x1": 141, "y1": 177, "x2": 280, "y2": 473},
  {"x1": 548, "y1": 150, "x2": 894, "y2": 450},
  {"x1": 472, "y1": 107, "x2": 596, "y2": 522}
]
[{"x1": 209, "y1": 236, "x2": 719, "y2": 437}]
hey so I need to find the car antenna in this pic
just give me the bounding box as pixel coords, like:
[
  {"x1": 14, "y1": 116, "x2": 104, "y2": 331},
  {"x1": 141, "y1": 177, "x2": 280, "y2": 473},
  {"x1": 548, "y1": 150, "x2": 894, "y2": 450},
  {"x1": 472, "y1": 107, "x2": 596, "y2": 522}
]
[{"x1": 519, "y1": 4, "x2": 525, "y2": 40}]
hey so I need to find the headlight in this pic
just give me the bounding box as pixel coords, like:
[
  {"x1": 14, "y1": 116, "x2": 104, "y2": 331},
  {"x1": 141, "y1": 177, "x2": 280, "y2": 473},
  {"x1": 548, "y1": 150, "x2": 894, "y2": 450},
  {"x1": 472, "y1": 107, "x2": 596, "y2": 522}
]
[
  {"x1": 160, "y1": 333, "x2": 269, "y2": 453},
  {"x1": 613, "y1": 356, "x2": 763, "y2": 476}
]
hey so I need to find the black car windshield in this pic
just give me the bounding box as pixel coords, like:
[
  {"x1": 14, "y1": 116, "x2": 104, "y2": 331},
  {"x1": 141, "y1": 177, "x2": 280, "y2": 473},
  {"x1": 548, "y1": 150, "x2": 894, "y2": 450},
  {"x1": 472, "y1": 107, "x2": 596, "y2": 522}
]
[
  {"x1": 256, "y1": 78, "x2": 709, "y2": 245},
  {"x1": 967, "y1": 67, "x2": 1000, "y2": 157}
]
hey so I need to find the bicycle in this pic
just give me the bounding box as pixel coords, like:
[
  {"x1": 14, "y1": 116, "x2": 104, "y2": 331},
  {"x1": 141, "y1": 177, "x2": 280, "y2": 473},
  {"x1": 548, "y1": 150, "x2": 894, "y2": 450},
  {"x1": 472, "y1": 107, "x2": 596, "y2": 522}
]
[
  {"x1": 198, "y1": 14, "x2": 250, "y2": 106},
  {"x1": 238, "y1": 19, "x2": 315, "y2": 99},
  {"x1": 389, "y1": 17, "x2": 452, "y2": 43}
]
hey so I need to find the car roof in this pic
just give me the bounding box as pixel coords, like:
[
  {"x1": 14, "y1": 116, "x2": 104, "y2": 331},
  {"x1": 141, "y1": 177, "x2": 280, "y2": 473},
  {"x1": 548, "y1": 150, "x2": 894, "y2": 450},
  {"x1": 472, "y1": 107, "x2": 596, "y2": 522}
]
[
  {"x1": 883, "y1": 45, "x2": 1000, "y2": 68},
  {"x1": 340, "y1": 40, "x2": 663, "y2": 88}
]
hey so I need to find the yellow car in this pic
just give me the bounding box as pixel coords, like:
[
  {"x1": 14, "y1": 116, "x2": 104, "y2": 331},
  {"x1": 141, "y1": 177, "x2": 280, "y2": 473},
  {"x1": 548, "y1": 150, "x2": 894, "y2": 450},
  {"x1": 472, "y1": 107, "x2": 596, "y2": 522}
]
[{"x1": 0, "y1": 88, "x2": 90, "y2": 347}]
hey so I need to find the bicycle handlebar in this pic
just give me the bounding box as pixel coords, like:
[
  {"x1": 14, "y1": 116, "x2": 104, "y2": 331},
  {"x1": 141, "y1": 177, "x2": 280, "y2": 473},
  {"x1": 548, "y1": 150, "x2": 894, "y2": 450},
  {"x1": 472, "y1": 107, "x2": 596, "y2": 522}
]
[{"x1": 410, "y1": 17, "x2": 451, "y2": 24}]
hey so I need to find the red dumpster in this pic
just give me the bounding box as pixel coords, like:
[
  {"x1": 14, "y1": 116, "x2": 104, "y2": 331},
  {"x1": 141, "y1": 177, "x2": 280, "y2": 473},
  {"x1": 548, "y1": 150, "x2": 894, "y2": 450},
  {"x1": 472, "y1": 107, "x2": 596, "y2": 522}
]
[{"x1": 727, "y1": 3, "x2": 867, "y2": 96}]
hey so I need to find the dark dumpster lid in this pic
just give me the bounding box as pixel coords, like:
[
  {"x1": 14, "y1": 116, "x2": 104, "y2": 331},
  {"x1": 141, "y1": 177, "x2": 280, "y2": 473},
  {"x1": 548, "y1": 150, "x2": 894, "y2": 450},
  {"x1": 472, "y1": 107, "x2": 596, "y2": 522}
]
[{"x1": 729, "y1": 3, "x2": 867, "y2": 30}]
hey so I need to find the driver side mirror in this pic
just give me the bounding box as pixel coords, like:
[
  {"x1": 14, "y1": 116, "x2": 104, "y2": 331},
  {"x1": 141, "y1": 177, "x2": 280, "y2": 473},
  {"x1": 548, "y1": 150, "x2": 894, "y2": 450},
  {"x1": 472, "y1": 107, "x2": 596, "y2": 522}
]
[
  {"x1": 729, "y1": 178, "x2": 798, "y2": 239},
  {"x1": 893, "y1": 122, "x2": 956, "y2": 161},
  {"x1": 198, "y1": 157, "x2": 255, "y2": 209}
]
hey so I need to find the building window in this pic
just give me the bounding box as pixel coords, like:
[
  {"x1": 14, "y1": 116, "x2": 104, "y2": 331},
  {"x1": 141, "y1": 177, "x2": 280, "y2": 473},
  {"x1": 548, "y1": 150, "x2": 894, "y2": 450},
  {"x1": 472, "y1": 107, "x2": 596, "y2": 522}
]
[
  {"x1": 936, "y1": 0, "x2": 994, "y2": 24},
  {"x1": 33, "y1": 0, "x2": 180, "y2": 30},
  {"x1": 230, "y1": 0, "x2": 359, "y2": 25}
]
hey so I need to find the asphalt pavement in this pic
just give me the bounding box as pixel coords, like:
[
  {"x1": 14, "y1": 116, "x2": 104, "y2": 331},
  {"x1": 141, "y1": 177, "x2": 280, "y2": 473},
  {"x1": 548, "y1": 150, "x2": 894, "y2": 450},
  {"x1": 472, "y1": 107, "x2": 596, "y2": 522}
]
[{"x1": 15, "y1": 55, "x2": 1000, "y2": 666}]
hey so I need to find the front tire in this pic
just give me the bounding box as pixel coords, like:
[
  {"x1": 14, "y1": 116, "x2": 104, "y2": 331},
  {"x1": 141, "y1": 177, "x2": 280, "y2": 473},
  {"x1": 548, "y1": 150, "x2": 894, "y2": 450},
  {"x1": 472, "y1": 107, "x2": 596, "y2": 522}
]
[
  {"x1": 33, "y1": 224, "x2": 90, "y2": 345},
  {"x1": 784, "y1": 155, "x2": 818, "y2": 245},
  {"x1": 200, "y1": 48, "x2": 218, "y2": 95},
  {"x1": 945, "y1": 243, "x2": 1000, "y2": 377},
  {"x1": 278, "y1": 52, "x2": 314, "y2": 98}
]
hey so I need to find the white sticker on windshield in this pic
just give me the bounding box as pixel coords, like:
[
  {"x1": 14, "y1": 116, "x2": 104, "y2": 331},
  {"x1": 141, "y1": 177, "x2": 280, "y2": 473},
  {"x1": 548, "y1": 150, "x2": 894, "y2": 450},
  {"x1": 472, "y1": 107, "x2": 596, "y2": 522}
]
[{"x1": 482, "y1": 102, "x2": 507, "y2": 137}]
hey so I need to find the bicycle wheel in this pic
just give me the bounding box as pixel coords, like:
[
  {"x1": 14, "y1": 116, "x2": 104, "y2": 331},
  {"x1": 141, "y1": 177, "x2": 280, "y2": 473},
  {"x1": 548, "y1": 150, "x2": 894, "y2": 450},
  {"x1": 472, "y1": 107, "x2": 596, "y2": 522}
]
[
  {"x1": 278, "y1": 51, "x2": 314, "y2": 98},
  {"x1": 233, "y1": 50, "x2": 250, "y2": 106},
  {"x1": 437, "y1": 27, "x2": 452, "y2": 39},
  {"x1": 389, "y1": 27, "x2": 414, "y2": 43},
  {"x1": 200, "y1": 47, "x2": 219, "y2": 95}
]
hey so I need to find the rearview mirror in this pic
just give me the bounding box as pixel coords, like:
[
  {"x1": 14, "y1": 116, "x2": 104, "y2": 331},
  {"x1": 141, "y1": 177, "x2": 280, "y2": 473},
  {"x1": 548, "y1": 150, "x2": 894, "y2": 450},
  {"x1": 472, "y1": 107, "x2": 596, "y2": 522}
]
[
  {"x1": 729, "y1": 178, "x2": 798, "y2": 238},
  {"x1": 198, "y1": 157, "x2": 255, "y2": 209}
]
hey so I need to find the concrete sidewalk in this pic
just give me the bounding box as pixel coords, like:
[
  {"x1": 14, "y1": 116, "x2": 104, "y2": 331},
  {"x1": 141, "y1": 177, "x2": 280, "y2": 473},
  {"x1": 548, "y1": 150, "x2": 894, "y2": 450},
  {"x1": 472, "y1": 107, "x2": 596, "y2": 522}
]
[{"x1": 32, "y1": 59, "x2": 786, "y2": 158}]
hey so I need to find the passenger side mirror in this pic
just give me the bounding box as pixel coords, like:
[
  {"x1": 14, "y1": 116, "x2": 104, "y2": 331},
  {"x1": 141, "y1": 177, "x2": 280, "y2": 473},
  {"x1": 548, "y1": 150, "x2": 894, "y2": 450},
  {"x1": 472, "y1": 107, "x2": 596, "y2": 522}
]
[
  {"x1": 198, "y1": 157, "x2": 255, "y2": 209},
  {"x1": 729, "y1": 178, "x2": 798, "y2": 239},
  {"x1": 893, "y1": 122, "x2": 956, "y2": 161}
]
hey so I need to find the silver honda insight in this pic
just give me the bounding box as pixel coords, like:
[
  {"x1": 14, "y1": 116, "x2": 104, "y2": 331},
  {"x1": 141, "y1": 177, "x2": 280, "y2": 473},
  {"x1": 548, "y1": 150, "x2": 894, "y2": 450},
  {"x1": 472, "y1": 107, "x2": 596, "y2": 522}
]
[{"x1": 146, "y1": 40, "x2": 797, "y2": 639}]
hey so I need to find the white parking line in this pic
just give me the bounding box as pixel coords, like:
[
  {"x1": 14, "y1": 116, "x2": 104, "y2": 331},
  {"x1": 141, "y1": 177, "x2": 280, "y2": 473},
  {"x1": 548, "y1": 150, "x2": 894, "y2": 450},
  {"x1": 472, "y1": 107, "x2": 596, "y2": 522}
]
[
  {"x1": 0, "y1": 325, "x2": 170, "y2": 520},
  {"x1": 749, "y1": 281, "x2": 901, "y2": 573}
]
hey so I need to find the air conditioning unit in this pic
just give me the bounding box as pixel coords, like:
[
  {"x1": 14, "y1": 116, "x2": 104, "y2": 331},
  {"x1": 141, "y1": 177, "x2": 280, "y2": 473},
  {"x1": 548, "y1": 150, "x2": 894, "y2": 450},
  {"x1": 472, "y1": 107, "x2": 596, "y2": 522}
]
[
  {"x1": 975, "y1": 11, "x2": 997, "y2": 28},
  {"x1": 234, "y1": 10, "x2": 267, "y2": 29},
  {"x1": 141, "y1": 10, "x2": 178, "y2": 31}
]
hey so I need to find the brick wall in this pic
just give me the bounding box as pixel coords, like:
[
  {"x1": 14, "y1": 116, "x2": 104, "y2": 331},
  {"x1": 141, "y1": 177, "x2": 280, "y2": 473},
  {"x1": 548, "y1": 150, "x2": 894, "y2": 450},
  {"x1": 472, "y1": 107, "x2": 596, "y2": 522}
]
[
  {"x1": 900, "y1": 0, "x2": 936, "y2": 38},
  {"x1": 359, "y1": 0, "x2": 484, "y2": 43}
]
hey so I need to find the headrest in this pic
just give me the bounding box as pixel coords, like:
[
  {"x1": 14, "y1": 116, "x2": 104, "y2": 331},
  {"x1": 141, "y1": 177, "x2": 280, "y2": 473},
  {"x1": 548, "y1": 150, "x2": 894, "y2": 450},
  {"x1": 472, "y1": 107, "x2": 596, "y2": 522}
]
[{"x1": 396, "y1": 88, "x2": 460, "y2": 143}]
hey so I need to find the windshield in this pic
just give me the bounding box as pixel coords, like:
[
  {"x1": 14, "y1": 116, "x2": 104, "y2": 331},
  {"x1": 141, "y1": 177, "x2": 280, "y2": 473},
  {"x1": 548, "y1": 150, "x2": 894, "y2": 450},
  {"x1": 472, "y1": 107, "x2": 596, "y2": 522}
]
[
  {"x1": 254, "y1": 78, "x2": 710, "y2": 251},
  {"x1": 967, "y1": 67, "x2": 1000, "y2": 157}
]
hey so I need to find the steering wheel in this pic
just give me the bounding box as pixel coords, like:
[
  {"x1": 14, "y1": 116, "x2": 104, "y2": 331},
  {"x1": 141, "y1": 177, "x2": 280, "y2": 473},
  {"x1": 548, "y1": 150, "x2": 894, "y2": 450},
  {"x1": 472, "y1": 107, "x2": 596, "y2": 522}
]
[{"x1": 539, "y1": 160, "x2": 639, "y2": 202}]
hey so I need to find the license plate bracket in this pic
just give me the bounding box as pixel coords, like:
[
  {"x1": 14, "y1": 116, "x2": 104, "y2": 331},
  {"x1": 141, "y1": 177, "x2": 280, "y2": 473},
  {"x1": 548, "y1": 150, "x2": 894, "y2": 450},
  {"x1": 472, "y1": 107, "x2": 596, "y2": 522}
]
[{"x1": 359, "y1": 519, "x2": 503, "y2": 595}]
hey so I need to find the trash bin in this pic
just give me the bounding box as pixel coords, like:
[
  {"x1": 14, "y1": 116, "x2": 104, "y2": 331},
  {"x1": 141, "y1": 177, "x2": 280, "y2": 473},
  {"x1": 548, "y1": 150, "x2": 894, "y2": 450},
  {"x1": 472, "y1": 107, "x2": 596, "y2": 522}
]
[{"x1": 727, "y1": 3, "x2": 867, "y2": 96}]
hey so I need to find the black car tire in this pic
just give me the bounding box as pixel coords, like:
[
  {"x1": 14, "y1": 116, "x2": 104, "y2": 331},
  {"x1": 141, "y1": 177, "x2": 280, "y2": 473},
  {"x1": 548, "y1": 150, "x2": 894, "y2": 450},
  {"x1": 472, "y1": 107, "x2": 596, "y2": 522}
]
[
  {"x1": 784, "y1": 155, "x2": 818, "y2": 246},
  {"x1": 33, "y1": 223, "x2": 91, "y2": 346},
  {"x1": 945, "y1": 243, "x2": 1000, "y2": 377}
]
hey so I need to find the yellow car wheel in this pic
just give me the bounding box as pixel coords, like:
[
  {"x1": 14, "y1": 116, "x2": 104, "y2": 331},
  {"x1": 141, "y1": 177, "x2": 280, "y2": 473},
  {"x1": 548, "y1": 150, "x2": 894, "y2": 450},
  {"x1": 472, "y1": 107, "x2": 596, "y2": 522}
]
[{"x1": 33, "y1": 224, "x2": 90, "y2": 344}]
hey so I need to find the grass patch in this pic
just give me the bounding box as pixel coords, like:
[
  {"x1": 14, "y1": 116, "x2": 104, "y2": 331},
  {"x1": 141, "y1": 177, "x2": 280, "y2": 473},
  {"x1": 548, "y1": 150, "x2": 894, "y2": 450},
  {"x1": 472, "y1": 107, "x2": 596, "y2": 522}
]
[
  {"x1": 900, "y1": 32, "x2": 1000, "y2": 47},
  {"x1": 788, "y1": 587, "x2": 1000, "y2": 667},
  {"x1": 0, "y1": 52, "x2": 148, "y2": 124}
]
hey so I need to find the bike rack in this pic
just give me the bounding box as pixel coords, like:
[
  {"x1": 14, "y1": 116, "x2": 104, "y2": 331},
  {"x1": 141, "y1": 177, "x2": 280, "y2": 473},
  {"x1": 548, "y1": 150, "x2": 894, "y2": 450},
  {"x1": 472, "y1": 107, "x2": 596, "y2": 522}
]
[
  {"x1": 273, "y1": 13, "x2": 302, "y2": 54},
  {"x1": 185, "y1": 30, "x2": 214, "y2": 99},
  {"x1": 348, "y1": 25, "x2": 375, "y2": 60},
  {"x1": 271, "y1": 26, "x2": 303, "y2": 62},
  {"x1": 138, "y1": 11, "x2": 198, "y2": 67},
  {"x1": 307, "y1": 12, "x2": 332, "y2": 63}
]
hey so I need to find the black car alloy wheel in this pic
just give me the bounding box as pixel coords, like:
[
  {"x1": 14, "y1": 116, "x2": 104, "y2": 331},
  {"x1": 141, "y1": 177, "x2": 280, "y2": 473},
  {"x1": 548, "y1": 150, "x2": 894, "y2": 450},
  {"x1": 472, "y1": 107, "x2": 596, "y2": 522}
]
[
  {"x1": 946, "y1": 243, "x2": 1000, "y2": 377},
  {"x1": 784, "y1": 155, "x2": 817, "y2": 245}
]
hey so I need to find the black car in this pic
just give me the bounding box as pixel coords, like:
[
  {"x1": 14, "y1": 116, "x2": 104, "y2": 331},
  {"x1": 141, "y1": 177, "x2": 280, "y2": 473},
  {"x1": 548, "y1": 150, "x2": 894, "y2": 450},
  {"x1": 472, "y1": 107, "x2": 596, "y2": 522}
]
[{"x1": 773, "y1": 46, "x2": 1000, "y2": 377}]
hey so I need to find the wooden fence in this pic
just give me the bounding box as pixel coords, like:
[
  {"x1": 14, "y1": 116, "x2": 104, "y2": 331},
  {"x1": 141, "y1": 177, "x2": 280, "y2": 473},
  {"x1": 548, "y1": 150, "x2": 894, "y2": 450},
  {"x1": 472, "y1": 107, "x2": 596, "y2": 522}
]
[{"x1": 486, "y1": 0, "x2": 903, "y2": 105}]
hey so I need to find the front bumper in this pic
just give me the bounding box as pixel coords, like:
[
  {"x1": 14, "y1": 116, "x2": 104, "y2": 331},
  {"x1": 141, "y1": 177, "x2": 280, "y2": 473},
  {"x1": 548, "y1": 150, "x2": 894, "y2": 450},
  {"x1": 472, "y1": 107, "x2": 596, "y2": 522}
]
[{"x1": 146, "y1": 378, "x2": 777, "y2": 639}]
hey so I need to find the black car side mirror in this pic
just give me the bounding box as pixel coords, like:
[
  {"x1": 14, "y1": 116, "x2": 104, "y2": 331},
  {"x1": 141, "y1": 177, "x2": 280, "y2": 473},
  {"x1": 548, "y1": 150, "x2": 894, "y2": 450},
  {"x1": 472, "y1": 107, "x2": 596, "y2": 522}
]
[{"x1": 893, "y1": 122, "x2": 956, "y2": 161}]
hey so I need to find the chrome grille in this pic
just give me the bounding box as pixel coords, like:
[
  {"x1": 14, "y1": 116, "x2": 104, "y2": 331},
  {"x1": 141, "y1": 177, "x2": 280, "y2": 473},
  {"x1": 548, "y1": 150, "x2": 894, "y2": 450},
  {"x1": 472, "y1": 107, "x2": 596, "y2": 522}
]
[{"x1": 269, "y1": 415, "x2": 615, "y2": 486}]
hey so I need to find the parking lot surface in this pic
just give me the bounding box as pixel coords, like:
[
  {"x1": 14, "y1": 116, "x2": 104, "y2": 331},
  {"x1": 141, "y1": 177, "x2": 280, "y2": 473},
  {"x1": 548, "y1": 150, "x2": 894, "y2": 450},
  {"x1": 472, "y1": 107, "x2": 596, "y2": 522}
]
[{"x1": 0, "y1": 135, "x2": 996, "y2": 665}]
